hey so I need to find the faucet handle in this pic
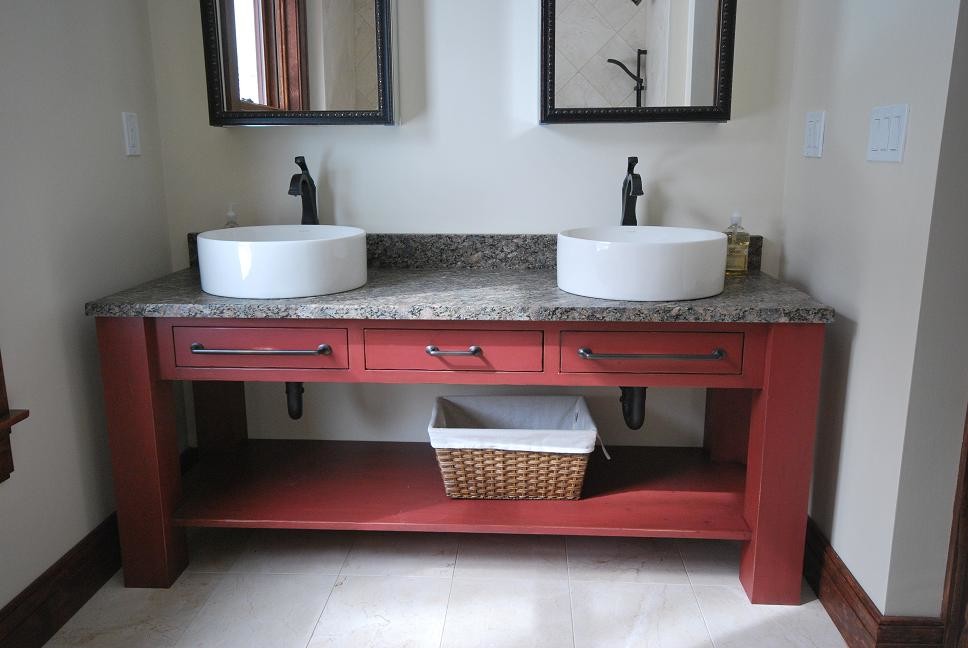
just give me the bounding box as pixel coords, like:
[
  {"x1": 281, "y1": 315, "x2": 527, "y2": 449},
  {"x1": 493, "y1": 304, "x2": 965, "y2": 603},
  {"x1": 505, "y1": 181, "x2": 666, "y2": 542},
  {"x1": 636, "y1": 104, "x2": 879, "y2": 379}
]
[
  {"x1": 288, "y1": 173, "x2": 303, "y2": 196},
  {"x1": 629, "y1": 174, "x2": 644, "y2": 196},
  {"x1": 627, "y1": 156, "x2": 639, "y2": 174}
]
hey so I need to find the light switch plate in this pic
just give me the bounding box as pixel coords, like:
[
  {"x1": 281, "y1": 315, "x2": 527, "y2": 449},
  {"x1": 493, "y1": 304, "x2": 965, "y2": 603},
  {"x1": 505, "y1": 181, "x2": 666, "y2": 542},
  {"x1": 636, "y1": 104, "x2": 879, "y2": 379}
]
[
  {"x1": 867, "y1": 104, "x2": 908, "y2": 163},
  {"x1": 122, "y1": 112, "x2": 141, "y2": 157},
  {"x1": 803, "y1": 111, "x2": 826, "y2": 158}
]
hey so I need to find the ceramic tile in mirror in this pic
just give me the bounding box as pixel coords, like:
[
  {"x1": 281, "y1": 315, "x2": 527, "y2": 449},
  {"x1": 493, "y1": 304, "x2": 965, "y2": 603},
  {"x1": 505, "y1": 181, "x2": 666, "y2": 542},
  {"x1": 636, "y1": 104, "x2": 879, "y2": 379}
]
[{"x1": 554, "y1": 0, "x2": 718, "y2": 109}]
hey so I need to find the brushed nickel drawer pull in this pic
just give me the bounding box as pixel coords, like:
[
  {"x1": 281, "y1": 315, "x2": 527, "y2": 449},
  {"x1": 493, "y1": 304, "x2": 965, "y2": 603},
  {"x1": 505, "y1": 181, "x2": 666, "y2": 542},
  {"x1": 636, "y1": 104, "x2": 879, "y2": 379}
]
[
  {"x1": 577, "y1": 347, "x2": 725, "y2": 361},
  {"x1": 190, "y1": 342, "x2": 332, "y2": 356},
  {"x1": 425, "y1": 345, "x2": 483, "y2": 357}
]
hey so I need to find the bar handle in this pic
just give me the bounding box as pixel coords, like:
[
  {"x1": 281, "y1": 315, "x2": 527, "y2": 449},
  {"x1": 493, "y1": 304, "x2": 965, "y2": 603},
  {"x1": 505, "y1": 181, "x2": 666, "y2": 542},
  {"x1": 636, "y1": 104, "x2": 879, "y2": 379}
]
[
  {"x1": 577, "y1": 347, "x2": 725, "y2": 361},
  {"x1": 425, "y1": 345, "x2": 482, "y2": 357},
  {"x1": 190, "y1": 342, "x2": 332, "y2": 356}
]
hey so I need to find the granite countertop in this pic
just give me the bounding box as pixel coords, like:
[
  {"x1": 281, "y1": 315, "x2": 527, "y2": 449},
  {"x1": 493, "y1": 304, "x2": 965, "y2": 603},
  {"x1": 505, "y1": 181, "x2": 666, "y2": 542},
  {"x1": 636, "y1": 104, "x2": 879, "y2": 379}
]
[{"x1": 85, "y1": 267, "x2": 833, "y2": 324}]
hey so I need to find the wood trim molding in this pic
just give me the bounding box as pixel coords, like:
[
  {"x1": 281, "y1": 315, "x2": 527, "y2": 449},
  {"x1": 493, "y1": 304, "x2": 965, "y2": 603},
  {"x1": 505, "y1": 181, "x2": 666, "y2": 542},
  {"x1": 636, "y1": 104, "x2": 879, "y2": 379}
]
[
  {"x1": 0, "y1": 514, "x2": 120, "y2": 648},
  {"x1": 0, "y1": 447, "x2": 200, "y2": 647},
  {"x1": 805, "y1": 518, "x2": 946, "y2": 648},
  {"x1": 941, "y1": 406, "x2": 968, "y2": 648},
  {"x1": 0, "y1": 349, "x2": 30, "y2": 483}
]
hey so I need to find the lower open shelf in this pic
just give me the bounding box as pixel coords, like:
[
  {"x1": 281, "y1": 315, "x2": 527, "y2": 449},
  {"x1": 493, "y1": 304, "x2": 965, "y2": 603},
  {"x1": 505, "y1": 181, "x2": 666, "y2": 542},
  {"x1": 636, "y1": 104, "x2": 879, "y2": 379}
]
[{"x1": 174, "y1": 440, "x2": 751, "y2": 540}]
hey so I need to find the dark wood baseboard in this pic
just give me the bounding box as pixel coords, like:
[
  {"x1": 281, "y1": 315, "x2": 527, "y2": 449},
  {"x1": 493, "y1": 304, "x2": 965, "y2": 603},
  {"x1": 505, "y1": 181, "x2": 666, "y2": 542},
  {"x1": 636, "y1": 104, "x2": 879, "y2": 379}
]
[
  {"x1": 0, "y1": 513, "x2": 121, "y2": 648},
  {"x1": 0, "y1": 447, "x2": 200, "y2": 648},
  {"x1": 805, "y1": 518, "x2": 946, "y2": 648}
]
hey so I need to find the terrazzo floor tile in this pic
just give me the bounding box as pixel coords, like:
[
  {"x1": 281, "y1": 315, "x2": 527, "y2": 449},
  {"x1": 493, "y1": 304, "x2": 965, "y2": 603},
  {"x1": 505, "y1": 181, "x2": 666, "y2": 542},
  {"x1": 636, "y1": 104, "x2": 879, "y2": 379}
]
[
  {"x1": 173, "y1": 573, "x2": 336, "y2": 648},
  {"x1": 307, "y1": 574, "x2": 451, "y2": 648},
  {"x1": 693, "y1": 584, "x2": 847, "y2": 648},
  {"x1": 570, "y1": 581, "x2": 714, "y2": 648},
  {"x1": 228, "y1": 529, "x2": 352, "y2": 575},
  {"x1": 46, "y1": 572, "x2": 218, "y2": 648},
  {"x1": 454, "y1": 534, "x2": 569, "y2": 581},
  {"x1": 340, "y1": 532, "x2": 458, "y2": 578},
  {"x1": 43, "y1": 533, "x2": 850, "y2": 648},
  {"x1": 566, "y1": 536, "x2": 689, "y2": 584},
  {"x1": 676, "y1": 539, "x2": 744, "y2": 588},
  {"x1": 440, "y1": 578, "x2": 574, "y2": 648}
]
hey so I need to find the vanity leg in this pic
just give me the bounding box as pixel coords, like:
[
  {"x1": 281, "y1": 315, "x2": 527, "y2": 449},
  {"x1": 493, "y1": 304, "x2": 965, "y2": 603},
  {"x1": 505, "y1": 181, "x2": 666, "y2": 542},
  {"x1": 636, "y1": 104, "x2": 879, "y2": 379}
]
[
  {"x1": 740, "y1": 324, "x2": 824, "y2": 604},
  {"x1": 95, "y1": 317, "x2": 187, "y2": 588},
  {"x1": 193, "y1": 381, "x2": 247, "y2": 453},
  {"x1": 704, "y1": 388, "x2": 751, "y2": 464}
]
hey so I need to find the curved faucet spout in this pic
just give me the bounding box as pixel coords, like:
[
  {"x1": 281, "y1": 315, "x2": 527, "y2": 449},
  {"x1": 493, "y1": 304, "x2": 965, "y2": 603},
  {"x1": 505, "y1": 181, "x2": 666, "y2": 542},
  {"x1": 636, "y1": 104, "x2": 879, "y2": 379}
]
[{"x1": 288, "y1": 155, "x2": 319, "y2": 225}]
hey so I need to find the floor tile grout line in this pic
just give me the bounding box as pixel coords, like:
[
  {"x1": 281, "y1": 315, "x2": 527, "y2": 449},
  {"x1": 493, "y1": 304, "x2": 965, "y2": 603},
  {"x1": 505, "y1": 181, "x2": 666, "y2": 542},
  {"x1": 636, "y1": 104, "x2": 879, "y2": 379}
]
[
  {"x1": 171, "y1": 573, "x2": 226, "y2": 648},
  {"x1": 564, "y1": 537, "x2": 579, "y2": 648},
  {"x1": 437, "y1": 536, "x2": 461, "y2": 648},
  {"x1": 303, "y1": 533, "x2": 356, "y2": 648},
  {"x1": 677, "y1": 542, "x2": 719, "y2": 648}
]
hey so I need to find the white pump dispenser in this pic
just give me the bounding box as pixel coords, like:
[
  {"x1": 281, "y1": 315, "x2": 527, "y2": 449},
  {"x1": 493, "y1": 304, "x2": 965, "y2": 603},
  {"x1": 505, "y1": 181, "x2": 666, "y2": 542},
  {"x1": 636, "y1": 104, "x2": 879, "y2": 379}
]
[{"x1": 224, "y1": 203, "x2": 239, "y2": 228}]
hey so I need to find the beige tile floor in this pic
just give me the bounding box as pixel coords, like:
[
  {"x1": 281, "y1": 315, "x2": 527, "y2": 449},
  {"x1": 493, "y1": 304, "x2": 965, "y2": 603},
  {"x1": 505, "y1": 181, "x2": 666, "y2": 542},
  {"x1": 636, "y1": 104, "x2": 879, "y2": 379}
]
[{"x1": 46, "y1": 529, "x2": 847, "y2": 648}]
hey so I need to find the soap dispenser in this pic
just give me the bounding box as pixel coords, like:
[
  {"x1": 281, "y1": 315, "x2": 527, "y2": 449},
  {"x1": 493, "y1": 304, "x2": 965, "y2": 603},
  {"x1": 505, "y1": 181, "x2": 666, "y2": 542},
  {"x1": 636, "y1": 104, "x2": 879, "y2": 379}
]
[
  {"x1": 724, "y1": 212, "x2": 750, "y2": 275},
  {"x1": 223, "y1": 203, "x2": 239, "y2": 228}
]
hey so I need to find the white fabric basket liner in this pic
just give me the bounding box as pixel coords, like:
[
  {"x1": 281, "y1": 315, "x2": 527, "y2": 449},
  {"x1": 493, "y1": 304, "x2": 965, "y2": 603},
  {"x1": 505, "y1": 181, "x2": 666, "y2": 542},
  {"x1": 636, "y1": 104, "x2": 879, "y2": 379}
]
[{"x1": 428, "y1": 395, "x2": 597, "y2": 454}]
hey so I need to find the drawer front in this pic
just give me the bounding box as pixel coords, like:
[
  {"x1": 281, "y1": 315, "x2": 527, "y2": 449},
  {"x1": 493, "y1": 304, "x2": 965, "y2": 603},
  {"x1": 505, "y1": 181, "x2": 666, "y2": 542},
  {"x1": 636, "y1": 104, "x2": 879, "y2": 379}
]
[
  {"x1": 173, "y1": 327, "x2": 349, "y2": 369},
  {"x1": 364, "y1": 329, "x2": 543, "y2": 372},
  {"x1": 560, "y1": 331, "x2": 743, "y2": 375}
]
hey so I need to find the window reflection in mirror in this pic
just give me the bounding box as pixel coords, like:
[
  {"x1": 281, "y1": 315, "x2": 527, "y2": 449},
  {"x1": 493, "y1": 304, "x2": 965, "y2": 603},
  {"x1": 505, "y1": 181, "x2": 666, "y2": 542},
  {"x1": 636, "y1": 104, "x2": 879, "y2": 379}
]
[{"x1": 218, "y1": 0, "x2": 378, "y2": 113}]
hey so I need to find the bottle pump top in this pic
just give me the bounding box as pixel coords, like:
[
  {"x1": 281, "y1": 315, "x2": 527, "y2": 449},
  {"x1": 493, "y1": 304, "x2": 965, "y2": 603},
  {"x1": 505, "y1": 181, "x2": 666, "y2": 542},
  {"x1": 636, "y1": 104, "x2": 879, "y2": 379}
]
[
  {"x1": 224, "y1": 203, "x2": 239, "y2": 228},
  {"x1": 730, "y1": 212, "x2": 742, "y2": 227}
]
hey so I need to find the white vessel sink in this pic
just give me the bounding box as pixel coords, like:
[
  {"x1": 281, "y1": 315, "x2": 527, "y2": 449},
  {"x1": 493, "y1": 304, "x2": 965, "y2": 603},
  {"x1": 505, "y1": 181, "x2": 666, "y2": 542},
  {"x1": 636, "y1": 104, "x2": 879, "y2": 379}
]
[
  {"x1": 198, "y1": 225, "x2": 367, "y2": 299},
  {"x1": 557, "y1": 226, "x2": 726, "y2": 301}
]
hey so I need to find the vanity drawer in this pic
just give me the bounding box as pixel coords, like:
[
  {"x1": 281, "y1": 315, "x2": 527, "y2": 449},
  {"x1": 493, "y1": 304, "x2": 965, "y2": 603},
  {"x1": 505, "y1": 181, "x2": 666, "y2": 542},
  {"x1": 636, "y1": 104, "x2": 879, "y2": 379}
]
[
  {"x1": 364, "y1": 329, "x2": 543, "y2": 372},
  {"x1": 560, "y1": 331, "x2": 743, "y2": 375},
  {"x1": 173, "y1": 327, "x2": 349, "y2": 370}
]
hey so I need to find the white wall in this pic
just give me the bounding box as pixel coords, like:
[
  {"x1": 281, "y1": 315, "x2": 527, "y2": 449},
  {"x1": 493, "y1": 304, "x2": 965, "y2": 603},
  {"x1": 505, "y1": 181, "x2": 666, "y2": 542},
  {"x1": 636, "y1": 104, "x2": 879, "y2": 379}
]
[
  {"x1": 780, "y1": 0, "x2": 961, "y2": 615},
  {"x1": 146, "y1": 0, "x2": 797, "y2": 450},
  {"x1": 885, "y1": 1, "x2": 968, "y2": 615},
  {"x1": 0, "y1": 0, "x2": 171, "y2": 607}
]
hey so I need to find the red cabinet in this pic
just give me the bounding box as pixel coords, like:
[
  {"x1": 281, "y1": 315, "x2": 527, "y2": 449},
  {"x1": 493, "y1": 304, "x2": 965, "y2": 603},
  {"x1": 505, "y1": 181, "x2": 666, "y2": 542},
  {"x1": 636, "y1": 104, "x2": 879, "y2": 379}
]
[{"x1": 364, "y1": 328, "x2": 543, "y2": 372}]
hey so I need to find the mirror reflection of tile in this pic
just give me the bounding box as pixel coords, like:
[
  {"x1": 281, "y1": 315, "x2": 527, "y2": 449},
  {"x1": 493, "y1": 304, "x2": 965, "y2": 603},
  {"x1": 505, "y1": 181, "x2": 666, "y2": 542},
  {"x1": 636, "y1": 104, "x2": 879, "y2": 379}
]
[
  {"x1": 311, "y1": 0, "x2": 378, "y2": 111},
  {"x1": 554, "y1": 0, "x2": 717, "y2": 109}
]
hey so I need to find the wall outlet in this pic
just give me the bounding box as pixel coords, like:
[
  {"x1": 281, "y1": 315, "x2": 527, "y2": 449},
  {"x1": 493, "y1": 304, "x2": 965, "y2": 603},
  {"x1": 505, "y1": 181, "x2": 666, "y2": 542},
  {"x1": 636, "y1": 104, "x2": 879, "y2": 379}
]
[
  {"x1": 867, "y1": 104, "x2": 908, "y2": 163},
  {"x1": 802, "y1": 111, "x2": 826, "y2": 158},
  {"x1": 122, "y1": 112, "x2": 141, "y2": 157}
]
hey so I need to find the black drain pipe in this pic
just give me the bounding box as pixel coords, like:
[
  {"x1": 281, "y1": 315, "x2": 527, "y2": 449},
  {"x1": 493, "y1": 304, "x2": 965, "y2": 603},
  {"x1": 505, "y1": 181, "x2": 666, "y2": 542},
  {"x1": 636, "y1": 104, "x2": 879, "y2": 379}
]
[
  {"x1": 285, "y1": 382, "x2": 304, "y2": 420},
  {"x1": 620, "y1": 387, "x2": 647, "y2": 430}
]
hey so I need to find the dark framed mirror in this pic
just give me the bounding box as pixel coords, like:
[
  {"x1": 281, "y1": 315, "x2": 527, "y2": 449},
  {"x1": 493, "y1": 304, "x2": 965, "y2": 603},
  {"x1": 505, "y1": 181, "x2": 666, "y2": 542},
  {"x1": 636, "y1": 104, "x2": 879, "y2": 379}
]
[
  {"x1": 200, "y1": 0, "x2": 394, "y2": 126},
  {"x1": 540, "y1": 0, "x2": 736, "y2": 123}
]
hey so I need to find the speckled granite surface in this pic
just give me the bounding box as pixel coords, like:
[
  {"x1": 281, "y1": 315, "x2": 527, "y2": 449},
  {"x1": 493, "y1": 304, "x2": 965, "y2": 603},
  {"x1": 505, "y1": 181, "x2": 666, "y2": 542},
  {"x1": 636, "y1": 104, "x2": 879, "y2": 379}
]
[
  {"x1": 85, "y1": 267, "x2": 833, "y2": 323},
  {"x1": 366, "y1": 234, "x2": 557, "y2": 270},
  {"x1": 188, "y1": 233, "x2": 763, "y2": 272}
]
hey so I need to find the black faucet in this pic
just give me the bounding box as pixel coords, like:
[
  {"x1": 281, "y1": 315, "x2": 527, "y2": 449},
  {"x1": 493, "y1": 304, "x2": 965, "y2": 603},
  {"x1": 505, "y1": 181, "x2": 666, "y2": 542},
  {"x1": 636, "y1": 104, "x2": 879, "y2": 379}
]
[
  {"x1": 619, "y1": 156, "x2": 647, "y2": 429},
  {"x1": 288, "y1": 156, "x2": 319, "y2": 225},
  {"x1": 621, "y1": 156, "x2": 644, "y2": 226}
]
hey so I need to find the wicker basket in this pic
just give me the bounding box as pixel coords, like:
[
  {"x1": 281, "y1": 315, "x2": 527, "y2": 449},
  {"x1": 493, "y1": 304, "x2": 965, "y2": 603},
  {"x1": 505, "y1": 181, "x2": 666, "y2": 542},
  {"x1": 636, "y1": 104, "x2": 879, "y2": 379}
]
[
  {"x1": 428, "y1": 396, "x2": 596, "y2": 501},
  {"x1": 434, "y1": 448, "x2": 589, "y2": 500}
]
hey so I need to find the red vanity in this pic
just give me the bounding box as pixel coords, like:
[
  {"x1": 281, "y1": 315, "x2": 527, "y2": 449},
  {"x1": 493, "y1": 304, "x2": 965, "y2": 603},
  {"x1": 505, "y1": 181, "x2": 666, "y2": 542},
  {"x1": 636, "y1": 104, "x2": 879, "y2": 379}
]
[{"x1": 87, "y1": 262, "x2": 831, "y2": 605}]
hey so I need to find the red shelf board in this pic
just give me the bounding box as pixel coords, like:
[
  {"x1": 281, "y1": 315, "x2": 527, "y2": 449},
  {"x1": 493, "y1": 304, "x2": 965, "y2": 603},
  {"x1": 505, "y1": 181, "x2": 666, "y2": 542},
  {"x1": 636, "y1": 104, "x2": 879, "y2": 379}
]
[{"x1": 174, "y1": 440, "x2": 751, "y2": 540}]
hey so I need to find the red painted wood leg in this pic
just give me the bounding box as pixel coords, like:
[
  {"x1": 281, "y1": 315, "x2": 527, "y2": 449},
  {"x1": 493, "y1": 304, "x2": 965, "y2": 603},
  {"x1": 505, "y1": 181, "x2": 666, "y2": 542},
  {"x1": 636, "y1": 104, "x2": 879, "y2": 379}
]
[
  {"x1": 193, "y1": 381, "x2": 247, "y2": 453},
  {"x1": 95, "y1": 317, "x2": 187, "y2": 587},
  {"x1": 740, "y1": 324, "x2": 825, "y2": 604},
  {"x1": 704, "y1": 388, "x2": 751, "y2": 464}
]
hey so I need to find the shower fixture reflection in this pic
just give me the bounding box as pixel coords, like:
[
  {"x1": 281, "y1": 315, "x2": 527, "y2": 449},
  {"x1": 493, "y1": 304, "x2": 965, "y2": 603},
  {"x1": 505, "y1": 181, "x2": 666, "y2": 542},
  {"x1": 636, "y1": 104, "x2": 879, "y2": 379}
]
[{"x1": 606, "y1": 49, "x2": 647, "y2": 108}]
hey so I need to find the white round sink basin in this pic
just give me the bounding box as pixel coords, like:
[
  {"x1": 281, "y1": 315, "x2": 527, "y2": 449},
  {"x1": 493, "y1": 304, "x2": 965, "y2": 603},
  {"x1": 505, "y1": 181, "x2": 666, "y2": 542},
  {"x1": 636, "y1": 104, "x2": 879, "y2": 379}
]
[
  {"x1": 557, "y1": 226, "x2": 726, "y2": 301},
  {"x1": 198, "y1": 225, "x2": 367, "y2": 299}
]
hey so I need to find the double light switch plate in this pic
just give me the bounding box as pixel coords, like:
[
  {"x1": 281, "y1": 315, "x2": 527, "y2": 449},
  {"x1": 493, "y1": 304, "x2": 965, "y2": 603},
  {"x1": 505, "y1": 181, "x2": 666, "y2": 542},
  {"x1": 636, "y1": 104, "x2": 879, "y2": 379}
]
[{"x1": 867, "y1": 104, "x2": 909, "y2": 163}]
